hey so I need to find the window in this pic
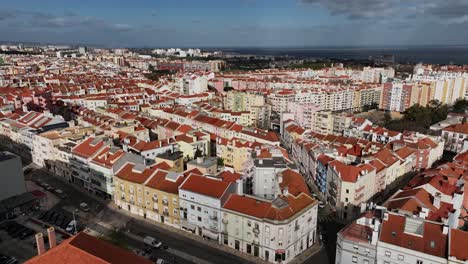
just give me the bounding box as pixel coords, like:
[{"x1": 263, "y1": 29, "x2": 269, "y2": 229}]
[
  {"x1": 190, "y1": 205, "x2": 195, "y2": 210},
  {"x1": 197, "y1": 206, "x2": 201, "y2": 212},
  {"x1": 197, "y1": 217, "x2": 202, "y2": 222},
  {"x1": 416, "y1": 261, "x2": 423, "y2": 264},
  {"x1": 353, "y1": 245, "x2": 358, "y2": 250},
  {"x1": 430, "y1": 241, "x2": 435, "y2": 248},
  {"x1": 351, "y1": 256, "x2": 357, "y2": 263},
  {"x1": 346, "y1": 189, "x2": 349, "y2": 194},
  {"x1": 385, "y1": 251, "x2": 391, "y2": 257},
  {"x1": 345, "y1": 198, "x2": 348, "y2": 202},
  {"x1": 363, "y1": 260, "x2": 369, "y2": 264},
  {"x1": 398, "y1": 255, "x2": 404, "y2": 261}
]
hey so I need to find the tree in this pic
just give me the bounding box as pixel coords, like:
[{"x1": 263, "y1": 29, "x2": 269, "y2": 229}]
[
  {"x1": 383, "y1": 112, "x2": 392, "y2": 126},
  {"x1": 217, "y1": 157, "x2": 224, "y2": 166},
  {"x1": 453, "y1": 99, "x2": 468, "y2": 114}
]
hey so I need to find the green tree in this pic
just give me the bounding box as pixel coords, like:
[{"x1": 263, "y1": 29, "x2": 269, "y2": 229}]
[
  {"x1": 453, "y1": 99, "x2": 468, "y2": 114},
  {"x1": 383, "y1": 112, "x2": 392, "y2": 126},
  {"x1": 217, "y1": 157, "x2": 224, "y2": 166}
]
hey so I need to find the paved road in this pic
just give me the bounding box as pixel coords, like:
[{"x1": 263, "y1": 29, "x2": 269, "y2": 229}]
[{"x1": 28, "y1": 168, "x2": 255, "y2": 264}]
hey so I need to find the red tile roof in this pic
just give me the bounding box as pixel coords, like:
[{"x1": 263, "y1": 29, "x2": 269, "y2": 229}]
[
  {"x1": 218, "y1": 171, "x2": 242, "y2": 183},
  {"x1": 450, "y1": 229, "x2": 468, "y2": 261},
  {"x1": 379, "y1": 213, "x2": 447, "y2": 258},
  {"x1": 71, "y1": 137, "x2": 106, "y2": 159},
  {"x1": 25, "y1": 232, "x2": 152, "y2": 264},
  {"x1": 180, "y1": 174, "x2": 232, "y2": 198},
  {"x1": 144, "y1": 170, "x2": 185, "y2": 194},
  {"x1": 223, "y1": 193, "x2": 316, "y2": 221},
  {"x1": 279, "y1": 169, "x2": 310, "y2": 196}
]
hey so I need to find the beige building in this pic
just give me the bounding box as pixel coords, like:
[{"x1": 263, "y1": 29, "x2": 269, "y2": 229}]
[{"x1": 113, "y1": 162, "x2": 185, "y2": 228}]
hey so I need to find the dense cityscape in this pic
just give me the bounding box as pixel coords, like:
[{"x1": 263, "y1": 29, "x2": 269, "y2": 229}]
[{"x1": 1, "y1": 1, "x2": 468, "y2": 264}]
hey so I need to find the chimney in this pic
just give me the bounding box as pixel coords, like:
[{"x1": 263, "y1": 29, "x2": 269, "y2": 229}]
[
  {"x1": 434, "y1": 192, "x2": 441, "y2": 209},
  {"x1": 35, "y1": 233, "x2": 46, "y2": 255},
  {"x1": 47, "y1": 227, "x2": 57, "y2": 248},
  {"x1": 371, "y1": 219, "x2": 380, "y2": 245},
  {"x1": 197, "y1": 156, "x2": 204, "y2": 164},
  {"x1": 236, "y1": 178, "x2": 244, "y2": 195}
]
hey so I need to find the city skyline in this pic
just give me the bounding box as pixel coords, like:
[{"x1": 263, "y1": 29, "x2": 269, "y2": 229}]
[{"x1": 1, "y1": 0, "x2": 468, "y2": 47}]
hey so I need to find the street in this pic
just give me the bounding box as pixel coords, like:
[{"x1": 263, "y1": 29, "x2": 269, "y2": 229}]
[{"x1": 26, "y1": 168, "x2": 257, "y2": 264}]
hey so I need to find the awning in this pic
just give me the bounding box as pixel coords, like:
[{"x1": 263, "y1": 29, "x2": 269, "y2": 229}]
[{"x1": 202, "y1": 228, "x2": 219, "y2": 240}]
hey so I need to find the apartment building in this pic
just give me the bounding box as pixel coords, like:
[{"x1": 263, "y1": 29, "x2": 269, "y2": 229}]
[
  {"x1": 224, "y1": 91, "x2": 265, "y2": 112},
  {"x1": 178, "y1": 173, "x2": 237, "y2": 240},
  {"x1": 114, "y1": 162, "x2": 184, "y2": 227},
  {"x1": 327, "y1": 160, "x2": 376, "y2": 220},
  {"x1": 222, "y1": 192, "x2": 317, "y2": 263},
  {"x1": 442, "y1": 123, "x2": 468, "y2": 153},
  {"x1": 336, "y1": 210, "x2": 468, "y2": 264},
  {"x1": 70, "y1": 137, "x2": 112, "y2": 192}
]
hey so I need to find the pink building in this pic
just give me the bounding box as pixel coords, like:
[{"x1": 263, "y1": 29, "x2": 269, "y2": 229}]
[{"x1": 287, "y1": 102, "x2": 321, "y2": 130}]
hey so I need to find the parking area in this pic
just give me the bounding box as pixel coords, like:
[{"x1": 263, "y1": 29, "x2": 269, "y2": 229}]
[{"x1": 0, "y1": 218, "x2": 68, "y2": 263}]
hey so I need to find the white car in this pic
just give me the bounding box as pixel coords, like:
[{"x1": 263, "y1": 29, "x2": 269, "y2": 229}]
[
  {"x1": 318, "y1": 201, "x2": 325, "y2": 208},
  {"x1": 144, "y1": 236, "x2": 162, "y2": 248},
  {"x1": 80, "y1": 203, "x2": 90, "y2": 212},
  {"x1": 66, "y1": 220, "x2": 77, "y2": 233}
]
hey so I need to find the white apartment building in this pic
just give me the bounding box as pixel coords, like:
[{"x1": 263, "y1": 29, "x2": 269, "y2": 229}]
[
  {"x1": 179, "y1": 174, "x2": 237, "y2": 241},
  {"x1": 222, "y1": 193, "x2": 318, "y2": 263}
]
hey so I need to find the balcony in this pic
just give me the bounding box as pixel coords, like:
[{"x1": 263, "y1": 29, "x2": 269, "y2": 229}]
[
  {"x1": 162, "y1": 199, "x2": 168, "y2": 206},
  {"x1": 253, "y1": 228, "x2": 260, "y2": 234},
  {"x1": 209, "y1": 215, "x2": 218, "y2": 221}
]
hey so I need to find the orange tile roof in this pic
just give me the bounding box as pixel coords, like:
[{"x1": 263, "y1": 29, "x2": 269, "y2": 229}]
[
  {"x1": 450, "y1": 229, "x2": 468, "y2": 261},
  {"x1": 90, "y1": 147, "x2": 125, "y2": 168},
  {"x1": 379, "y1": 213, "x2": 447, "y2": 258},
  {"x1": 115, "y1": 162, "x2": 156, "y2": 184},
  {"x1": 223, "y1": 193, "x2": 315, "y2": 221},
  {"x1": 71, "y1": 137, "x2": 106, "y2": 159},
  {"x1": 25, "y1": 232, "x2": 152, "y2": 264},
  {"x1": 279, "y1": 169, "x2": 310, "y2": 196},
  {"x1": 144, "y1": 170, "x2": 185, "y2": 194},
  {"x1": 180, "y1": 174, "x2": 232, "y2": 198}
]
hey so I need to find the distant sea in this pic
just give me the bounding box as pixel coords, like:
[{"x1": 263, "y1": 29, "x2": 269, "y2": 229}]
[{"x1": 213, "y1": 46, "x2": 468, "y2": 65}]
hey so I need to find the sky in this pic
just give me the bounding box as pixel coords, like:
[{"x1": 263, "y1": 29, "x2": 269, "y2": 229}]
[{"x1": 1, "y1": 0, "x2": 468, "y2": 47}]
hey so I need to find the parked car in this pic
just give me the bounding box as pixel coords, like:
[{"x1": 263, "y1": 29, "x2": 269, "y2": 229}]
[
  {"x1": 66, "y1": 220, "x2": 77, "y2": 233},
  {"x1": 143, "y1": 236, "x2": 162, "y2": 249},
  {"x1": 318, "y1": 201, "x2": 325, "y2": 209},
  {"x1": 54, "y1": 189, "x2": 67, "y2": 199},
  {"x1": 79, "y1": 203, "x2": 89, "y2": 212}
]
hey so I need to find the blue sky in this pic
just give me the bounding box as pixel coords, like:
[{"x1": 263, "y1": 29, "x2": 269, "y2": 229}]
[{"x1": 1, "y1": 0, "x2": 468, "y2": 47}]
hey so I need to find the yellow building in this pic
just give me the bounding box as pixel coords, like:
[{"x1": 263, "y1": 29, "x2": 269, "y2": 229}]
[
  {"x1": 155, "y1": 150, "x2": 184, "y2": 173},
  {"x1": 216, "y1": 138, "x2": 262, "y2": 172},
  {"x1": 175, "y1": 131, "x2": 211, "y2": 160},
  {"x1": 113, "y1": 162, "x2": 185, "y2": 228}
]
